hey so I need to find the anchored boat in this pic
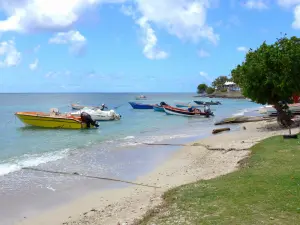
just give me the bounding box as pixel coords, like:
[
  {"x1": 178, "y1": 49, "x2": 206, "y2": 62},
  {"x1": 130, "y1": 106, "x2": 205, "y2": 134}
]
[
  {"x1": 129, "y1": 102, "x2": 154, "y2": 109},
  {"x1": 70, "y1": 107, "x2": 121, "y2": 121},
  {"x1": 15, "y1": 108, "x2": 99, "y2": 129},
  {"x1": 163, "y1": 105, "x2": 214, "y2": 117}
]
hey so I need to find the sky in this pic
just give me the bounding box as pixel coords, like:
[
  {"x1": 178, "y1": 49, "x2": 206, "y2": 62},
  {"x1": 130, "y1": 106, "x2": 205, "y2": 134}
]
[{"x1": 0, "y1": 0, "x2": 300, "y2": 93}]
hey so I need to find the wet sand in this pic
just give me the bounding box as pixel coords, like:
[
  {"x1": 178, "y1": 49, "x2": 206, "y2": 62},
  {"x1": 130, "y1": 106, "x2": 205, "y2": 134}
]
[{"x1": 16, "y1": 120, "x2": 297, "y2": 225}]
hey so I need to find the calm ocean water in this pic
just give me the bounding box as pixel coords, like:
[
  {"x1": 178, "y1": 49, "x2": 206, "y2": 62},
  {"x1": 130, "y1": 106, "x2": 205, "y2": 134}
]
[{"x1": 0, "y1": 93, "x2": 261, "y2": 224}]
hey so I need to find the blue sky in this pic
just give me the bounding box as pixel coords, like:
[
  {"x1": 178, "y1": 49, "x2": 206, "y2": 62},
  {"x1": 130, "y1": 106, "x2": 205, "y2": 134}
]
[{"x1": 0, "y1": 0, "x2": 300, "y2": 93}]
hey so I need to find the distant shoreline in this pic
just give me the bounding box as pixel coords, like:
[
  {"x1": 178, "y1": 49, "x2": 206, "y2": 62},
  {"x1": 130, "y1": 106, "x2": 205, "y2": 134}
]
[{"x1": 194, "y1": 91, "x2": 245, "y2": 99}]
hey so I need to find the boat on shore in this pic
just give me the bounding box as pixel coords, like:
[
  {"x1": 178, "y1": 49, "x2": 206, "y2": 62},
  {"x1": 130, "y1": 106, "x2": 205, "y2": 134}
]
[
  {"x1": 163, "y1": 105, "x2": 214, "y2": 117},
  {"x1": 129, "y1": 102, "x2": 154, "y2": 109},
  {"x1": 15, "y1": 109, "x2": 99, "y2": 129},
  {"x1": 259, "y1": 103, "x2": 300, "y2": 116},
  {"x1": 70, "y1": 107, "x2": 121, "y2": 121}
]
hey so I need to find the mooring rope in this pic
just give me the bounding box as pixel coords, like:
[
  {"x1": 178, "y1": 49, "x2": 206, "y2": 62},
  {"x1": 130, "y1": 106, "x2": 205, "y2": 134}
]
[{"x1": 22, "y1": 167, "x2": 160, "y2": 189}]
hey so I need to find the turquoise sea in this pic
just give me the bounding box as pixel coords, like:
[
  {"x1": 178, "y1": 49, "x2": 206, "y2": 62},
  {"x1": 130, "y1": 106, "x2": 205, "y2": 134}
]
[{"x1": 0, "y1": 93, "x2": 261, "y2": 224}]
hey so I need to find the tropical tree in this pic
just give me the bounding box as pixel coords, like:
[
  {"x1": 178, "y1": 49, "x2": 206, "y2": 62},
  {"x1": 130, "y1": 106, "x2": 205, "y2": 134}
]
[
  {"x1": 212, "y1": 76, "x2": 230, "y2": 90},
  {"x1": 197, "y1": 83, "x2": 208, "y2": 93},
  {"x1": 231, "y1": 35, "x2": 300, "y2": 126},
  {"x1": 206, "y1": 87, "x2": 215, "y2": 94}
]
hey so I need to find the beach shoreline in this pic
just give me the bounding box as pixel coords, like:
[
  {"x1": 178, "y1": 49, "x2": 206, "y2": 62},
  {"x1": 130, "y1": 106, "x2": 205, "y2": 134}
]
[{"x1": 15, "y1": 119, "x2": 295, "y2": 225}]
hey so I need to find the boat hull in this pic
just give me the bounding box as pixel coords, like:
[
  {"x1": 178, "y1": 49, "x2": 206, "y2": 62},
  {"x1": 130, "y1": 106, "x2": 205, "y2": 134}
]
[
  {"x1": 71, "y1": 109, "x2": 121, "y2": 121},
  {"x1": 71, "y1": 104, "x2": 85, "y2": 110},
  {"x1": 15, "y1": 112, "x2": 96, "y2": 129},
  {"x1": 259, "y1": 103, "x2": 300, "y2": 116},
  {"x1": 163, "y1": 106, "x2": 213, "y2": 117},
  {"x1": 176, "y1": 104, "x2": 203, "y2": 108},
  {"x1": 153, "y1": 105, "x2": 165, "y2": 112},
  {"x1": 129, "y1": 102, "x2": 154, "y2": 109}
]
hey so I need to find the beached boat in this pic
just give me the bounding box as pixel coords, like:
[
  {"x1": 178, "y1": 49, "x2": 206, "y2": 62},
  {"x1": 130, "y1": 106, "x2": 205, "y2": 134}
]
[
  {"x1": 135, "y1": 95, "x2": 147, "y2": 100},
  {"x1": 194, "y1": 100, "x2": 221, "y2": 105},
  {"x1": 129, "y1": 102, "x2": 154, "y2": 109},
  {"x1": 259, "y1": 103, "x2": 300, "y2": 116},
  {"x1": 163, "y1": 105, "x2": 214, "y2": 117},
  {"x1": 15, "y1": 109, "x2": 99, "y2": 129},
  {"x1": 70, "y1": 107, "x2": 121, "y2": 121}
]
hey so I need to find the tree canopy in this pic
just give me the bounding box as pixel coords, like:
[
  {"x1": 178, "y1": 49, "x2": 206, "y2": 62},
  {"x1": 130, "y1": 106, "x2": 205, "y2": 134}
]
[
  {"x1": 197, "y1": 83, "x2": 208, "y2": 93},
  {"x1": 231, "y1": 35, "x2": 300, "y2": 105},
  {"x1": 212, "y1": 76, "x2": 231, "y2": 90}
]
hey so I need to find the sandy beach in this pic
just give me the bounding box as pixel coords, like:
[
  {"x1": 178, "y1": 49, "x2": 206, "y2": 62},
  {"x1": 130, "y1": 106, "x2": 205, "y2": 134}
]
[{"x1": 16, "y1": 119, "x2": 298, "y2": 225}]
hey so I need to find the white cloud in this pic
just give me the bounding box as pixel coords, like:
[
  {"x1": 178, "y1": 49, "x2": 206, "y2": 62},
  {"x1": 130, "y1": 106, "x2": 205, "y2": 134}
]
[
  {"x1": 237, "y1": 46, "x2": 249, "y2": 52},
  {"x1": 0, "y1": 39, "x2": 21, "y2": 68},
  {"x1": 198, "y1": 49, "x2": 210, "y2": 58},
  {"x1": 244, "y1": 0, "x2": 268, "y2": 10},
  {"x1": 134, "y1": 0, "x2": 219, "y2": 45},
  {"x1": 137, "y1": 17, "x2": 168, "y2": 60},
  {"x1": 277, "y1": 0, "x2": 300, "y2": 8},
  {"x1": 49, "y1": 30, "x2": 86, "y2": 55},
  {"x1": 292, "y1": 5, "x2": 300, "y2": 29},
  {"x1": 29, "y1": 58, "x2": 38, "y2": 70},
  {"x1": 0, "y1": 0, "x2": 127, "y2": 32},
  {"x1": 199, "y1": 71, "x2": 213, "y2": 82}
]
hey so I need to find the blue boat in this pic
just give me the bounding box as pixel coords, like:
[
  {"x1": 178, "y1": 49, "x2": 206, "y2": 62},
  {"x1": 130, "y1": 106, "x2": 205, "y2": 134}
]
[
  {"x1": 153, "y1": 105, "x2": 164, "y2": 112},
  {"x1": 129, "y1": 102, "x2": 154, "y2": 109}
]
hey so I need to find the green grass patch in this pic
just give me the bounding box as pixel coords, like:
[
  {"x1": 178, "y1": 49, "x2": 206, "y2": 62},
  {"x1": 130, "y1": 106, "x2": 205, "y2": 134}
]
[{"x1": 137, "y1": 136, "x2": 300, "y2": 225}]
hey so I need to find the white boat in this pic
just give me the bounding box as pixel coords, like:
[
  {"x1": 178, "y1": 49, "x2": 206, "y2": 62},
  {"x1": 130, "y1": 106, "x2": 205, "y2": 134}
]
[
  {"x1": 259, "y1": 103, "x2": 300, "y2": 116},
  {"x1": 136, "y1": 95, "x2": 147, "y2": 100},
  {"x1": 71, "y1": 103, "x2": 85, "y2": 110},
  {"x1": 70, "y1": 107, "x2": 121, "y2": 121}
]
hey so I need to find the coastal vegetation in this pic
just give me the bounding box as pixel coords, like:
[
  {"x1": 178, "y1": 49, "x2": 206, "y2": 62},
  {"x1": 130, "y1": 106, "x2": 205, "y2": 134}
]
[
  {"x1": 197, "y1": 83, "x2": 208, "y2": 93},
  {"x1": 137, "y1": 135, "x2": 300, "y2": 225},
  {"x1": 231, "y1": 35, "x2": 300, "y2": 126}
]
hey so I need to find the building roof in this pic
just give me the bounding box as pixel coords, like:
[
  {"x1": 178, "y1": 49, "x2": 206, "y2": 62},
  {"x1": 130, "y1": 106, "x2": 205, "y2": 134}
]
[{"x1": 224, "y1": 81, "x2": 236, "y2": 86}]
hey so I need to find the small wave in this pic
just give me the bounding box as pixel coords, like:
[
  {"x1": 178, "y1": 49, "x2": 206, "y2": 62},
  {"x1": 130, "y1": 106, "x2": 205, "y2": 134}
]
[
  {"x1": 123, "y1": 136, "x2": 135, "y2": 140},
  {"x1": 0, "y1": 148, "x2": 70, "y2": 176},
  {"x1": 118, "y1": 133, "x2": 194, "y2": 147},
  {"x1": 232, "y1": 107, "x2": 260, "y2": 116}
]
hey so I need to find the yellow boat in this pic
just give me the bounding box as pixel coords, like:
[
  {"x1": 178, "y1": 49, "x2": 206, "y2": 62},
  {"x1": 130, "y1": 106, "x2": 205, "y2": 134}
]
[{"x1": 15, "y1": 110, "x2": 98, "y2": 129}]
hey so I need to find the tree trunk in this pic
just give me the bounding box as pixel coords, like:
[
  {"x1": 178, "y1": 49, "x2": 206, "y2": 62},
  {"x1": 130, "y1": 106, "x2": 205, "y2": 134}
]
[{"x1": 274, "y1": 103, "x2": 294, "y2": 127}]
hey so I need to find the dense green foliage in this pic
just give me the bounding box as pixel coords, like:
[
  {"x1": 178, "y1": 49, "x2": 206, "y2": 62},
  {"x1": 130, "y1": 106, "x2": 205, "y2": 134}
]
[
  {"x1": 206, "y1": 87, "x2": 215, "y2": 94},
  {"x1": 197, "y1": 83, "x2": 208, "y2": 93},
  {"x1": 212, "y1": 76, "x2": 230, "y2": 89},
  {"x1": 231, "y1": 36, "x2": 300, "y2": 105},
  {"x1": 137, "y1": 136, "x2": 300, "y2": 225}
]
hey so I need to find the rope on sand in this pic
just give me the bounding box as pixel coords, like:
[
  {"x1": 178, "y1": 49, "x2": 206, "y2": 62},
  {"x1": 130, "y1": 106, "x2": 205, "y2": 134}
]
[{"x1": 22, "y1": 167, "x2": 160, "y2": 189}]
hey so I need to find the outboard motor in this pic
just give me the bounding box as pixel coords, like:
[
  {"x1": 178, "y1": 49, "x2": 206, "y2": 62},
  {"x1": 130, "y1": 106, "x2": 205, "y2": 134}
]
[
  {"x1": 204, "y1": 105, "x2": 214, "y2": 117},
  {"x1": 80, "y1": 112, "x2": 99, "y2": 128}
]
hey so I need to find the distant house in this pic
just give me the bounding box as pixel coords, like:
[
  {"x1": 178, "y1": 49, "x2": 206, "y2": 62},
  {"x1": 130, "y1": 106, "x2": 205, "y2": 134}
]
[{"x1": 223, "y1": 81, "x2": 240, "y2": 92}]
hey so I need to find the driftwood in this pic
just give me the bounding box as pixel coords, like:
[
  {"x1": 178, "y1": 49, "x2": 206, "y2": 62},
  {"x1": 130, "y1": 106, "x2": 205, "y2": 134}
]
[
  {"x1": 212, "y1": 127, "x2": 230, "y2": 134},
  {"x1": 22, "y1": 167, "x2": 160, "y2": 188},
  {"x1": 215, "y1": 116, "x2": 274, "y2": 125}
]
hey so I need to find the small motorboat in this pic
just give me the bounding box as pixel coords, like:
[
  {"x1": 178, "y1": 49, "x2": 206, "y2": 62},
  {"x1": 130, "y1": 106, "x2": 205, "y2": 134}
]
[
  {"x1": 135, "y1": 95, "x2": 147, "y2": 100},
  {"x1": 194, "y1": 100, "x2": 221, "y2": 105},
  {"x1": 163, "y1": 105, "x2": 214, "y2": 117},
  {"x1": 15, "y1": 108, "x2": 99, "y2": 129},
  {"x1": 129, "y1": 102, "x2": 154, "y2": 109},
  {"x1": 71, "y1": 103, "x2": 85, "y2": 110},
  {"x1": 153, "y1": 102, "x2": 169, "y2": 112},
  {"x1": 176, "y1": 104, "x2": 203, "y2": 108},
  {"x1": 70, "y1": 107, "x2": 121, "y2": 121}
]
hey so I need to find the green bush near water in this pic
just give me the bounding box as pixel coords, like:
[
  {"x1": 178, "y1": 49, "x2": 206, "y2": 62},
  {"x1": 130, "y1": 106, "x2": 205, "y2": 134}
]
[{"x1": 137, "y1": 136, "x2": 300, "y2": 225}]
